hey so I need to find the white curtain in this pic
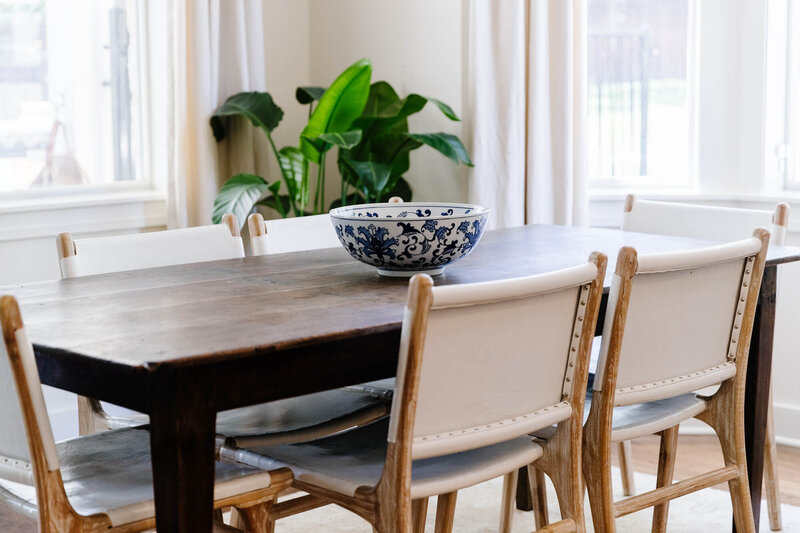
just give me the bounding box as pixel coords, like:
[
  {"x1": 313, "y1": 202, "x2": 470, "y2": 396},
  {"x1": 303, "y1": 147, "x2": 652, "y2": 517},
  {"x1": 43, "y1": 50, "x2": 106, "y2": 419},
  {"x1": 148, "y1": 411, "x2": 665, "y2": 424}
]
[
  {"x1": 167, "y1": 0, "x2": 268, "y2": 228},
  {"x1": 468, "y1": 0, "x2": 588, "y2": 228}
]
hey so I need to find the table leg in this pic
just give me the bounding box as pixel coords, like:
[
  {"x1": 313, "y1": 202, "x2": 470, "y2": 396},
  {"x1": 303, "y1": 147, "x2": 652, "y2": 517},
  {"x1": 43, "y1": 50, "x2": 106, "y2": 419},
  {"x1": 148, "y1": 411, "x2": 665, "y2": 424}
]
[
  {"x1": 734, "y1": 265, "x2": 777, "y2": 533},
  {"x1": 149, "y1": 370, "x2": 217, "y2": 533}
]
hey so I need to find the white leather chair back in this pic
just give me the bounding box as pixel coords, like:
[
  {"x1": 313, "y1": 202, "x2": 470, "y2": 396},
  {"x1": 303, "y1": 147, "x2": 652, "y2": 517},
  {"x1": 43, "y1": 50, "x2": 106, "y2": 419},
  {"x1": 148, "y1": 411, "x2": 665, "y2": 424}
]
[
  {"x1": 594, "y1": 237, "x2": 764, "y2": 406},
  {"x1": 0, "y1": 302, "x2": 60, "y2": 485},
  {"x1": 59, "y1": 222, "x2": 244, "y2": 278},
  {"x1": 622, "y1": 197, "x2": 788, "y2": 246},
  {"x1": 390, "y1": 262, "x2": 600, "y2": 460},
  {"x1": 250, "y1": 214, "x2": 340, "y2": 256}
]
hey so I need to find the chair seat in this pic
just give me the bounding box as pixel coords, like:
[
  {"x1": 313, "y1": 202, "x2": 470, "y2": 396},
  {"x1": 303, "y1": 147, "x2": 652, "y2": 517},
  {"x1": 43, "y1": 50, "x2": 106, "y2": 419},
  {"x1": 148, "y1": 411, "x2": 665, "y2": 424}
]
[
  {"x1": 532, "y1": 391, "x2": 707, "y2": 443},
  {"x1": 107, "y1": 380, "x2": 396, "y2": 447},
  {"x1": 232, "y1": 418, "x2": 542, "y2": 501},
  {"x1": 606, "y1": 392, "x2": 707, "y2": 442},
  {"x1": 0, "y1": 426, "x2": 270, "y2": 527}
]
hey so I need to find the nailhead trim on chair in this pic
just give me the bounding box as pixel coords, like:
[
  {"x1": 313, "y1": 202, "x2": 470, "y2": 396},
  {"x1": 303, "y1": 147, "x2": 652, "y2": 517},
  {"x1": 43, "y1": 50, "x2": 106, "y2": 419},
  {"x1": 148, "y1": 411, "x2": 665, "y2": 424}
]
[
  {"x1": 728, "y1": 256, "x2": 755, "y2": 361},
  {"x1": 0, "y1": 454, "x2": 34, "y2": 485},
  {"x1": 614, "y1": 362, "x2": 735, "y2": 396},
  {"x1": 562, "y1": 283, "x2": 591, "y2": 400},
  {"x1": 414, "y1": 401, "x2": 571, "y2": 445},
  {"x1": 0, "y1": 456, "x2": 32, "y2": 472}
]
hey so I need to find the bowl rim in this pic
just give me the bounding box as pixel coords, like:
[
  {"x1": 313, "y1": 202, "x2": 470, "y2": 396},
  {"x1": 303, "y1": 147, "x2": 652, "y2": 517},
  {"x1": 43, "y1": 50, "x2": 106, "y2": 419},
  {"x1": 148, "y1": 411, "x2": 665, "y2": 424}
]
[{"x1": 329, "y1": 201, "x2": 490, "y2": 221}]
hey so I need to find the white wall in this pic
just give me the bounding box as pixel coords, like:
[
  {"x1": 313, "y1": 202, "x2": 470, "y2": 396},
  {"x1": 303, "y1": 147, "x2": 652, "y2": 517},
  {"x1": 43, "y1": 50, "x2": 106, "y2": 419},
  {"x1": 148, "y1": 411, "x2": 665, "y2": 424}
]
[
  {"x1": 262, "y1": 0, "x2": 311, "y2": 183},
  {"x1": 307, "y1": 0, "x2": 469, "y2": 204}
]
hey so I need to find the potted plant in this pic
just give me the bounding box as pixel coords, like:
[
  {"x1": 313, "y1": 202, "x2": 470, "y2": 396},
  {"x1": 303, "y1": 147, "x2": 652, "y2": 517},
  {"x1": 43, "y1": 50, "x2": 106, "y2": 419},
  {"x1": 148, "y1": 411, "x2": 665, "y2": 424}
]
[{"x1": 209, "y1": 58, "x2": 473, "y2": 226}]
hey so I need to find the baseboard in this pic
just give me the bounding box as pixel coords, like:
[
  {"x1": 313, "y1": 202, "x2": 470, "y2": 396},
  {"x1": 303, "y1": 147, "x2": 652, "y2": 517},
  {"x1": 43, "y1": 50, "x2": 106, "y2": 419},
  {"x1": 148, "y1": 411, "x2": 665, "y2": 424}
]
[
  {"x1": 773, "y1": 401, "x2": 800, "y2": 448},
  {"x1": 677, "y1": 404, "x2": 800, "y2": 449}
]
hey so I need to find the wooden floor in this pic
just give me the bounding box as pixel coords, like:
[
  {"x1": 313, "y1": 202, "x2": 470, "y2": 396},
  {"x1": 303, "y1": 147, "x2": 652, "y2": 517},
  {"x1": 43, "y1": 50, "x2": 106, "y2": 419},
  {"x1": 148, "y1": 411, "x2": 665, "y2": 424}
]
[
  {"x1": 1, "y1": 435, "x2": 797, "y2": 532},
  {"x1": 618, "y1": 434, "x2": 800, "y2": 507}
]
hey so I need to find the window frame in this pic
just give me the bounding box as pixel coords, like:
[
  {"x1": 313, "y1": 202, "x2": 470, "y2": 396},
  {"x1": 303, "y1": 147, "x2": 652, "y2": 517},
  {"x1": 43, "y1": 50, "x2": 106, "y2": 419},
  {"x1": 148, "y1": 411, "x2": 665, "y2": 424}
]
[
  {"x1": 0, "y1": 0, "x2": 162, "y2": 203},
  {"x1": 586, "y1": 0, "x2": 700, "y2": 190}
]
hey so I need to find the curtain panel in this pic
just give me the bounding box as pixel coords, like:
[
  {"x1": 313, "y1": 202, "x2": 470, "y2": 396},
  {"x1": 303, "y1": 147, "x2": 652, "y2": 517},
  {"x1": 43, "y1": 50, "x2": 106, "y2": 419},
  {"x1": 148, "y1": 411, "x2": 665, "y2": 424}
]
[
  {"x1": 468, "y1": 0, "x2": 589, "y2": 228},
  {"x1": 166, "y1": 0, "x2": 268, "y2": 228}
]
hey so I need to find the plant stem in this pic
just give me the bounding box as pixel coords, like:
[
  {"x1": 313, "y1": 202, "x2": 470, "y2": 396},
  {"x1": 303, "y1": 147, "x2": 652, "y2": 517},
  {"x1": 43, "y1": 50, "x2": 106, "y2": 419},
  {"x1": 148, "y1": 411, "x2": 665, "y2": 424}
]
[
  {"x1": 315, "y1": 158, "x2": 326, "y2": 214},
  {"x1": 266, "y1": 132, "x2": 299, "y2": 217},
  {"x1": 340, "y1": 173, "x2": 347, "y2": 207}
]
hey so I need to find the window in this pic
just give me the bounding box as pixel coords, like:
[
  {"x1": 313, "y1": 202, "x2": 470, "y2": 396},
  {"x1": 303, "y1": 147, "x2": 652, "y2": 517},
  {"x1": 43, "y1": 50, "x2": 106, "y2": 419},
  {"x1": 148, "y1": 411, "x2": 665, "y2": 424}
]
[
  {"x1": 0, "y1": 0, "x2": 146, "y2": 195},
  {"x1": 587, "y1": 0, "x2": 694, "y2": 188},
  {"x1": 784, "y1": 0, "x2": 800, "y2": 187}
]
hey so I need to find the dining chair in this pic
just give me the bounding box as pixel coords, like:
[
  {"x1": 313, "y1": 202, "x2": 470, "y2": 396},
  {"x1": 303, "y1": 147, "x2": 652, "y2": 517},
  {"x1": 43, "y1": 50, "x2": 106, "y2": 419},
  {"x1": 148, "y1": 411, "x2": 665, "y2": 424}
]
[
  {"x1": 219, "y1": 252, "x2": 608, "y2": 533},
  {"x1": 0, "y1": 295, "x2": 291, "y2": 533},
  {"x1": 56, "y1": 215, "x2": 393, "y2": 451},
  {"x1": 247, "y1": 196, "x2": 403, "y2": 255},
  {"x1": 620, "y1": 194, "x2": 788, "y2": 530},
  {"x1": 581, "y1": 231, "x2": 769, "y2": 533}
]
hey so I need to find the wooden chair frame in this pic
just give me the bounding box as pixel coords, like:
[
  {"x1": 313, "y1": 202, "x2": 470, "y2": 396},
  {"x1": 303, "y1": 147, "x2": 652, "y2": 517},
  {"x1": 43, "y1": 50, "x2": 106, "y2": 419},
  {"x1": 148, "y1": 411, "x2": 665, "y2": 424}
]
[
  {"x1": 256, "y1": 252, "x2": 607, "y2": 533},
  {"x1": 56, "y1": 214, "x2": 241, "y2": 436},
  {"x1": 582, "y1": 230, "x2": 769, "y2": 533},
  {"x1": 0, "y1": 295, "x2": 290, "y2": 533},
  {"x1": 620, "y1": 194, "x2": 788, "y2": 530}
]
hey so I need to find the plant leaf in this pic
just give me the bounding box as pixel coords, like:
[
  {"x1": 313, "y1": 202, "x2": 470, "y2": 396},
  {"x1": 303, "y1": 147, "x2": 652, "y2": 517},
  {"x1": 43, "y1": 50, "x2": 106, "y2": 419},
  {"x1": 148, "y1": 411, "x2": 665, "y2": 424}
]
[
  {"x1": 407, "y1": 133, "x2": 474, "y2": 166},
  {"x1": 329, "y1": 192, "x2": 365, "y2": 210},
  {"x1": 296, "y1": 86, "x2": 326, "y2": 104},
  {"x1": 427, "y1": 98, "x2": 460, "y2": 121},
  {"x1": 380, "y1": 176, "x2": 413, "y2": 202},
  {"x1": 354, "y1": 91, "x2": 460, "y2": 137},
  {"x1": 277, "y1": 147, "x2": 309, "y2": 208},
  {"x1": 360, "y1": 81, "x2": 401, "y2": 117},
  {"x1": 213, "y1": 174, "x2": 273, "y2": 225},
  {"x1": 347, "y1": 158, "x2": 392, "y2": 197},
  {"x1": 317, "y1": 130, "x2": 362, "y2": 149},
  {"x1": 210, "y1": 92, "x2": 283, "y2": 142},
  {"x1": 300, "y1": 58, "x2": 372, "y2": 163},
  {"x1": 370, "y1": 133, "x2": 423, "y2": 176},
  {"x1": 256, "y1": 190, "x2": 292, "y2": 218}
]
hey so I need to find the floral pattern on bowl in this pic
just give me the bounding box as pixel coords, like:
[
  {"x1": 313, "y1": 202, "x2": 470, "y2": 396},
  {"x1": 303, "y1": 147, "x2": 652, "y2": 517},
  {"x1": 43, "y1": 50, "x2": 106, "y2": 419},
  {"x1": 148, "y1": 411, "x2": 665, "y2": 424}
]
[{"x1": 329, "y1": 202, "x2": 489, "y2": 277}]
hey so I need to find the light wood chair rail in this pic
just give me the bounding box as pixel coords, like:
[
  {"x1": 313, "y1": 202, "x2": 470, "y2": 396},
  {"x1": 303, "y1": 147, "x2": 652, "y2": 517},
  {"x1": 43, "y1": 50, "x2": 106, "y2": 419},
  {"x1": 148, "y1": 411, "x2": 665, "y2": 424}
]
[
  {"x1": 619, "y1": 194, "x2": 787, "y2": 530},
  {"x1": 0, "y1": 295, "x2": 291, "y2": 533},
  {"x1": 579, "y1": 232, "x2": 768, "y2": 533},
  {"x1": 219, "y1": 252, "x2": 608, "y2": 533}
]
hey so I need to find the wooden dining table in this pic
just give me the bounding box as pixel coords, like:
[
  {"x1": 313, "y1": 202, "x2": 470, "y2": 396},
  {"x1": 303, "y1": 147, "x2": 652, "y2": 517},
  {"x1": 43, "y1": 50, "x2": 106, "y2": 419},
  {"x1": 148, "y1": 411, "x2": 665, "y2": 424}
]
[{"x1": 4, "y1": 224, "x2": 799, "y2": 533}]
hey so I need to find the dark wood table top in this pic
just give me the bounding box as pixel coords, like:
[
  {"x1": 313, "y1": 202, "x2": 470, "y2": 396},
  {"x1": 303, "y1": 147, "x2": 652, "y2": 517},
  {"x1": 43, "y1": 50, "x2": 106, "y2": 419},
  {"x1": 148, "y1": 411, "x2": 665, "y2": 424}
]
[{"x1": 5, "y1": 224, "x2": 800, "y2": 371}]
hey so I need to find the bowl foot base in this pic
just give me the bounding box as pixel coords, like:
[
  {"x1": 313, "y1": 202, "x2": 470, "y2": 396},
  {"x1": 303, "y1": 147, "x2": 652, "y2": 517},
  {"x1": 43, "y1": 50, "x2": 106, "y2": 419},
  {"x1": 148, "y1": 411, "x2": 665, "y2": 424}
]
[{"x1": 377, "y1": 267, "x2": 445, "y2": 278}]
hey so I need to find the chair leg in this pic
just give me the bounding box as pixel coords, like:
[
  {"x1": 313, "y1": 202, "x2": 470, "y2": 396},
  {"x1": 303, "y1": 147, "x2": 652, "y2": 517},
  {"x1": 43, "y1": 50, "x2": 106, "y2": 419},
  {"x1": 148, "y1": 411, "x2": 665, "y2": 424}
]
[
  {"x1": 702, "y1": 384, "x2": 756, "y2": 533},
  {"x1": 529, "y1": 465, "x2": 550, "y2": 530},
  {"x1": 764, "y1": 396, "x2": 782, "y2": 531},
  {"x1": 412, "y1": 498, "x2": 429, "y2": 533},
  {"x1": 617, "y1": 441, "x2": 635, "y2": 497},
  {"x1": 499, "y1": 471, "x2": 517, "y2": 533},
  {"x1": 433, "y1": 492, "x2": 457, "y2": 533},
  {"x1": 584, "y1": 440, "x2": 616, "y2": 533},
  {"x1": 77, "y1": 396, "x2": 109, "y2": 435},
  {"x1": 232, "y1": 501, "x2": 274, "y2": 533},
  {"x1": 651, "y1": 425, "x2": 679, "y2": 533}
]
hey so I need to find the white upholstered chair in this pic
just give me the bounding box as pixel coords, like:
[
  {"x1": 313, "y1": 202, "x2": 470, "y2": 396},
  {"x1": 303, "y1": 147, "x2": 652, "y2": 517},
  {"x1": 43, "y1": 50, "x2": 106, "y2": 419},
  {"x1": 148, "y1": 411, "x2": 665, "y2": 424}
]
[
  {"x1": 246, "y1": 196, "x2": 403, "y2": 256},
  {"x1": 581, "y1": 232, "x2": 769, "y2": 533},
  {"x1": 248, "y1": 213, "x2": 340, "y2": 256},
  {"x1": 0, "y1": 295, "x2": 291, "y2": 533},
  {"x1": 620, "y1": 194, "x2": 787, "y2": 530},
  {"x1": 56, "y1": 215, "x2": 393, "y2": 451},
  {"x1": 220, "y1": 253, "x2": 608, "y2": 533}
]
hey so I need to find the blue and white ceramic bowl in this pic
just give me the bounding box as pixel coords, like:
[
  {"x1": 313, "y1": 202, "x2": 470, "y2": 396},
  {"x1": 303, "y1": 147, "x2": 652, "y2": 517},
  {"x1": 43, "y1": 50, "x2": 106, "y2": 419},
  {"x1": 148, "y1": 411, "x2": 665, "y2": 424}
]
[{"x1": 329, "y1": 202, "x2": 490, "y2": 277}]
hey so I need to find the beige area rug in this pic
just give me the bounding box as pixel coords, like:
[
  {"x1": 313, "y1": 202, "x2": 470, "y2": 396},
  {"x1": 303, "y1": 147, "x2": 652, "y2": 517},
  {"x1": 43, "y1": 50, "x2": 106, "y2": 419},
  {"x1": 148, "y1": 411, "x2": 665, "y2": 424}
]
[{"x1": 271, "y1": 469, "x2": 800, "y2": 532}]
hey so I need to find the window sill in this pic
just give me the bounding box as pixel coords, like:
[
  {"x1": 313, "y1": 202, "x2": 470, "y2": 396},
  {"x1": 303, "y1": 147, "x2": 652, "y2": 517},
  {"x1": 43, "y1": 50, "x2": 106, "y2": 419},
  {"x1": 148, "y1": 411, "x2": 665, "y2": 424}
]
[
  {"x1": 588, "y1": 189, "x2": 800, "y2": 231},
  {"x1": 0, "y1": 189, "x2": 167, "y2": 242},
  {"x1": 0, "y1": 188, "x2": 166, "y2": 215}
]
